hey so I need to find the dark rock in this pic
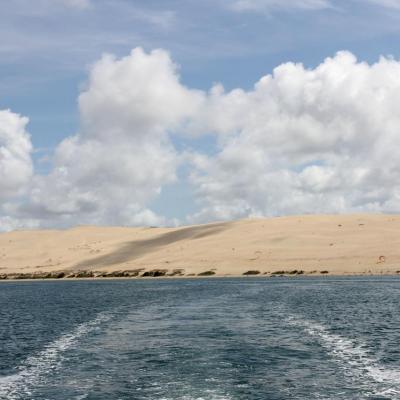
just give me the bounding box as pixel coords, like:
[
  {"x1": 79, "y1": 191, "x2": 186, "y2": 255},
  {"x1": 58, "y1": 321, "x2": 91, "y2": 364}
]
[
  {"x1": 141, "y1": 269, "x2": 167, "y2": 277},
  {"x1": 243, "y1": 270, "x2": 260, "y2": 275},
  {"x1": 74, "y1": 270, "x2": 94, "y2": 278},
  {"x1": 28, "y1": 271, "x2": 66, "y2": 279},
  {"x1": 288, "y1": 270, "x2": 304, "y2": 275},
  {"x1": 125, "y1": 269, "x2": 144, "y2": 277},
  {"x1": 167, "y1": 269, "x2": 185, "y2": 277},
  {"x1": 14, "y1": 274, "x2": 29, "y2": 280},
  {"x1": 107, "y1": 271, "x2": 128, "y2": 277},
  {"x1": 271, "y1": 270, "x2": 304, "y2": 276},
  {"x1": 197, "y1": 270, "x2": 216, "y2": 276}
]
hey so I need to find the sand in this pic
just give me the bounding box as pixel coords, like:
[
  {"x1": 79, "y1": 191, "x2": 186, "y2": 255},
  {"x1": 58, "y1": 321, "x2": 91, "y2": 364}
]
[{"x1": 0, "y1": 214, "x2": 400, "y2": 278}]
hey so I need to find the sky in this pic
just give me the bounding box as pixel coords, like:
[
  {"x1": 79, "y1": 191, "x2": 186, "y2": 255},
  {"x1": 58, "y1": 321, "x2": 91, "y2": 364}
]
[{"x1": 2, "y1": 0, "x2": 400, "y2": 230}]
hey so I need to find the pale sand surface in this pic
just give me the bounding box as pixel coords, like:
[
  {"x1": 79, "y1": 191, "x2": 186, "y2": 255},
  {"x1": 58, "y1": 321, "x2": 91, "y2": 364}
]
[{"x1": 0, "y1": 214, "x2": 400, "y2": 277}]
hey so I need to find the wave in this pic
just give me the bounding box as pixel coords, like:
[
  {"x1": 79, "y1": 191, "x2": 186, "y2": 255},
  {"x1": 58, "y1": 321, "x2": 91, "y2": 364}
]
[
  {"x1": 287, "y1": 315, "x2": 400, "y2": 398},
  {"x1": 0, "y1": 312, "x2": 112, "y2": 400}
]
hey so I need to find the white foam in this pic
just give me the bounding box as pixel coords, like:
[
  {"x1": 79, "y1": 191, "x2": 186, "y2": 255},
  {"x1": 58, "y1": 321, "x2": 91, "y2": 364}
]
[
  {"x1": 0, "y1": 312, "x2": 111, "y2": 400},
  {"x1": 287, "y1": 316, "x2": 400, "y2": 397}
]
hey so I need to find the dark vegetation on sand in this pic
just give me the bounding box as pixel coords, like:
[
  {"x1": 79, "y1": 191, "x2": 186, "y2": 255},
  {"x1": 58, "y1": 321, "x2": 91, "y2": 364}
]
[{"x1": 0, "y1": 268, "x2": 339, "y2": 280}]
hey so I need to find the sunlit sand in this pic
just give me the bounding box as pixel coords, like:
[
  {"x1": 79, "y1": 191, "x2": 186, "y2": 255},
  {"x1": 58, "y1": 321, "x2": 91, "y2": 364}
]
[{"x1": 1, "y1": 214, "x2": 399, "y2": 278}]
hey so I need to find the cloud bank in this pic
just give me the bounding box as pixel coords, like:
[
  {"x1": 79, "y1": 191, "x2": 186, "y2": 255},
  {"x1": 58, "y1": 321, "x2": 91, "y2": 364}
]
[
  {"x1": 17, "y1": 48, "x2": 202, "y2": 228},
  {"x1": 2, "y1": 49, "x2": 400, "y2": 229},
  {"x1": 189, "y1": 52, "x2": 400, "y2": 221}
]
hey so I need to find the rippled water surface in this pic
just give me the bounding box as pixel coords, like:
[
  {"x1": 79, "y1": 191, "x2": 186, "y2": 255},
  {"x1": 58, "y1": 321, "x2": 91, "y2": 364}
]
[{"x1": 1, "y1": 277, "x2": 400, "y2": 399}]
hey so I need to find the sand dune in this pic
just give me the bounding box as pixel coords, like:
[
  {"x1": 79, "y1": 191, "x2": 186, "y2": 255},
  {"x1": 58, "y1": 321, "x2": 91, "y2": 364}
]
[{"x1": 1, "y1": 214, "x2": 400, "y2": 277}]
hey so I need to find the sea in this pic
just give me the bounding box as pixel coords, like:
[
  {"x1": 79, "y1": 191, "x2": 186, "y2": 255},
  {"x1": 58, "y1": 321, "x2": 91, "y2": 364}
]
[{"x1": 1, "y1": 276, "x2": 400, "y2": 400}]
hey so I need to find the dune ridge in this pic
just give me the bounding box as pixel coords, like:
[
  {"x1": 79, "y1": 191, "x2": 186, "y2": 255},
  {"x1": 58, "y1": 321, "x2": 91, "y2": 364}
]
[{"x1": 1, "y1": 214, "x2": 400, "y2": 278}]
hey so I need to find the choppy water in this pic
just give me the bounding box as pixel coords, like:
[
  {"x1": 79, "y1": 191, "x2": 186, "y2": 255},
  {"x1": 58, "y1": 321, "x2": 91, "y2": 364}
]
[{"x1": 1, "y1": 277, "x2": 400, "y2": 399}]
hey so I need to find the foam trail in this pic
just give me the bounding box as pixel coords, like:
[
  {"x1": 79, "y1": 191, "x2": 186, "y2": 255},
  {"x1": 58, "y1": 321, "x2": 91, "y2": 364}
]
[
  {"x1": 0, "y1": 312, "x2": 111, "y2": 400},
  {"x1": 287, "y1": 316, "x2": 400, "y2": 398}
]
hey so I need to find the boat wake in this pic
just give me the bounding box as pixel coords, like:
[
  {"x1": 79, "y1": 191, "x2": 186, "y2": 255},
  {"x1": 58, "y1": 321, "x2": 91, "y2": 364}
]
[
  {"x1": 0, "y1": 312, "x2": 112, "y2": 400},
  {"x1": 287, "y1": 315, "x2": 400, "y2": 399}
]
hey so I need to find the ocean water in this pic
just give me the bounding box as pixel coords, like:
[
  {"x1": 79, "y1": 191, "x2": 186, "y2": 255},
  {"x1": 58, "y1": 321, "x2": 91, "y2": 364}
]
[{"x1": 1, "y1": 277, "x2": 400, "y2": 400}]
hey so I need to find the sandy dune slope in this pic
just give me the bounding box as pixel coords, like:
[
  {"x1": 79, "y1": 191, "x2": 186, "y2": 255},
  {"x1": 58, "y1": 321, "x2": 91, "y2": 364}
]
[{"x1": 0, "y1": 214, "x2": 399, "y2": 277}]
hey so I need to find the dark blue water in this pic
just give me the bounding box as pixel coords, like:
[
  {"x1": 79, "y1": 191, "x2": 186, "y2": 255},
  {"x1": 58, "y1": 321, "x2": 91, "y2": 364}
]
[{"x1": 1, "y1": 277, "x2": 400, "y2": 400}]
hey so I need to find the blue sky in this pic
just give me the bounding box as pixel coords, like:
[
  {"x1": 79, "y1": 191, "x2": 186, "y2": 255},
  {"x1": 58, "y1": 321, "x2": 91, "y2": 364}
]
[
  {"x1": 2, "y1": 0, "x2": 400, "y2": 229},
  {"x1": 3, "y1": 0, "x2": 400, "y2": 141}
]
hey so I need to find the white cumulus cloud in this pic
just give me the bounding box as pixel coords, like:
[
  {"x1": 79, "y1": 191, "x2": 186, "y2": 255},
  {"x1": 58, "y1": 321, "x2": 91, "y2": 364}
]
[
  {"x1": 0, "y1": 110, "x2": 33, "y2": 200},
  {"x1": 4, "y1": 48, "x2": 203, "y2": 228},
  {"x1": 189, "y1": 51, "x2": 400, "y2": 221},
  {"x1": 3, "y1": 49, "x2": 400, "y2": 230}
]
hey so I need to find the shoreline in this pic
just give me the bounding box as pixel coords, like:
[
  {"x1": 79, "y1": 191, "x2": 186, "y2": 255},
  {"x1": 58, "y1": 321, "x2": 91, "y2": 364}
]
[{"x1": 1, "y1": 271, "x2": 400, "y2": 282}]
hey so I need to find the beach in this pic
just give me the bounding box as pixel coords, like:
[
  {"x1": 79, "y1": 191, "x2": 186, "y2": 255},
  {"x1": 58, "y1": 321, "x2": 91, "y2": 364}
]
[{"x1": 0, "y1": 214, "x2": 399, "y2": 279}]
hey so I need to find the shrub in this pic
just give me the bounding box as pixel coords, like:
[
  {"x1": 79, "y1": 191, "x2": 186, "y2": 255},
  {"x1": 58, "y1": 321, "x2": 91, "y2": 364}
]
[
  {"x1": 141, "y1": 269, "x2": 167, "y2": 277},
  {"x1": 197, "y1": 270, "x2": 216, "y2": 276}
]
